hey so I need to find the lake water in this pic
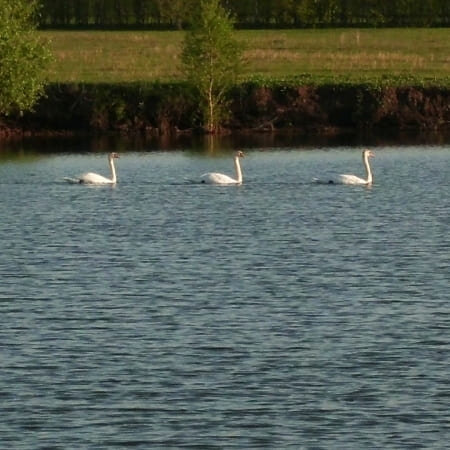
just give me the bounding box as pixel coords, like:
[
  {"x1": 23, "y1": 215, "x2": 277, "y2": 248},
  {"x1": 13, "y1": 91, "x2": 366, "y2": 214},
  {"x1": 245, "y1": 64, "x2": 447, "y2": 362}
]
[{"x1": 0, "y1": 141, "x2": 448, "y2": 448}]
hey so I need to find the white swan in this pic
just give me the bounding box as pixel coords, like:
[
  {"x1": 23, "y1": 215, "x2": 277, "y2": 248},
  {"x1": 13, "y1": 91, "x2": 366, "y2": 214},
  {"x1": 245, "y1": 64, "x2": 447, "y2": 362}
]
[
  {"x1": 319, "y1": 149, "x2": 375, "y2": 185},
  {"x1": 200, "y1": 150, "x2": 245, "y2": 185},
  {"x1": 65, "y1": 152, "x2": 120, "y2": 184}
]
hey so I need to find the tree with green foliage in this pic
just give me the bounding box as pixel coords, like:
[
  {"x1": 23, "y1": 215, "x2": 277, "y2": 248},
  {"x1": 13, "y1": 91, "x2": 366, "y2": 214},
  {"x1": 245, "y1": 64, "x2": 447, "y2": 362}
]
[
  {"x1": 0, "y1": 0, "x2": 51, "y2": 116},
  {"x1": 181, "y1": 0, "x2": 242, "y2": 133}
]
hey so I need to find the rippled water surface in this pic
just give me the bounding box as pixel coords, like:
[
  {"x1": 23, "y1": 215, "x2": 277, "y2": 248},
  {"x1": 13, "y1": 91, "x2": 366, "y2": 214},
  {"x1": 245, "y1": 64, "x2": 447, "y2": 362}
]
[{"x1": 0, "y1": 145, "x2": 448, "y2": 448}]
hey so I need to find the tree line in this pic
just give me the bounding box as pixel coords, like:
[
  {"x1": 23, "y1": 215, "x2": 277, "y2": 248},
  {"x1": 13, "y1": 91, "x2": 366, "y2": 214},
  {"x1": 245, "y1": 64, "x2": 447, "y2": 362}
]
[{"x1": 38, "y1": 0, "x2": 450, "y2": 29}]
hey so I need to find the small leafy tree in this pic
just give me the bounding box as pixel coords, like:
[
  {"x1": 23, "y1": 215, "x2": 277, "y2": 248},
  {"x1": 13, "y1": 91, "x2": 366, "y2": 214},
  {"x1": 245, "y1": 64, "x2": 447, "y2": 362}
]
[
  {"x1": 0, "y1": 0, "x2": 51, "y2": 116},
  {"x1": 181, "y1": 0, "x2": 242, "y2": 133}
]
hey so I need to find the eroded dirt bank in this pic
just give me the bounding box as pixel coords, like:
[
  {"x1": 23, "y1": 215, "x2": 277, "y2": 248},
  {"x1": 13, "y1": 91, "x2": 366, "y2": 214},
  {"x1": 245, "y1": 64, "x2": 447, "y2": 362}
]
[{"x1": 1, "y1": 83, "x2": 449, "y2": 138}]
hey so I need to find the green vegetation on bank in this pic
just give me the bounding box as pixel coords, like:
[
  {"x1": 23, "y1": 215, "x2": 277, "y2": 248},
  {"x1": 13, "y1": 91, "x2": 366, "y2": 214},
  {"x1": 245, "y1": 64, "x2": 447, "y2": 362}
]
[
  {"x1": 181, "y1": 0, "x2": 243, "y2": 132},
  {"x1": 0, "y1": 0, "x2": 51, "y2": 115},
  {"x1": 3, "y1": 26, "x2": 449, "y2": 135},
  {"x1": 43, "y1": 28, "x2": 450, "y2": 86}
]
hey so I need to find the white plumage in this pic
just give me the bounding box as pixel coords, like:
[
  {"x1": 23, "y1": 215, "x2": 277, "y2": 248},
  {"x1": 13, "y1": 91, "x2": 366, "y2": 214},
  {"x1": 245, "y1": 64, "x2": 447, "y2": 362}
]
[
  {"x1": 200, "y1": 151, "x2": 245, "y2": 185},
  {"x1": 65, "y1": 152, "x2": 120, "y2": 185},
  {"x1": 316, "y1": 149, "x2": 375, "y2": 185}
]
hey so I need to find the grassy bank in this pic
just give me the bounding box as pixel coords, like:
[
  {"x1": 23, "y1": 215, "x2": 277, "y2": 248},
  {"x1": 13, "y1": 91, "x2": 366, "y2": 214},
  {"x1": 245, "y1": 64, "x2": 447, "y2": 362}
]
[
  {"x1": 42, "y1": 28, "x2": 450, "y2": 85},
  {"x1": 3, "y1": 29, "x2": 449, "y2": 136}
]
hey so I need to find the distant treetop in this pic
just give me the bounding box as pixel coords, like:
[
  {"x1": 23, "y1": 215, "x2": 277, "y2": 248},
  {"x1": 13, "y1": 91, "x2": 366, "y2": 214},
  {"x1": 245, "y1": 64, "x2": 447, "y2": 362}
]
[{"x1": 38, "y1": 0, "x2": 450, "y2": 29}]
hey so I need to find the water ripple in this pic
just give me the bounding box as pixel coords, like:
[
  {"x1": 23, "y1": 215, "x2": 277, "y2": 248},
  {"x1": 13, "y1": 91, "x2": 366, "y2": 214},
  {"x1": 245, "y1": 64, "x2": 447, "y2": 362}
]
[{"x1": 0, "y1": 147, "x2": 449, "y2": 448}]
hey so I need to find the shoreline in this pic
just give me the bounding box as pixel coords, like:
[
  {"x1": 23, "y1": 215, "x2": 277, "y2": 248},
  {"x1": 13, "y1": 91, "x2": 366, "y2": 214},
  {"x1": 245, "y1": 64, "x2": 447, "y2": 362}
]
[{"x1": 1, "y1": 82, "x2": 450, "y2": 140}]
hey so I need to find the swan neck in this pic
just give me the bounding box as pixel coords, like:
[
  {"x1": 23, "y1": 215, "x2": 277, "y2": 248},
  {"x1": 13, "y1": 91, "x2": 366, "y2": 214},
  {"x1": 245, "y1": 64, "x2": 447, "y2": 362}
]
[
  {"x1": 364, "y1": 153, "x2": 372, "y2": 184},
  {"x1": 234, "y1": 156, "x2": 243, "y2": 183},
  {"x1": 109, "y1": 157, "x2": 117, "y2": 183}
]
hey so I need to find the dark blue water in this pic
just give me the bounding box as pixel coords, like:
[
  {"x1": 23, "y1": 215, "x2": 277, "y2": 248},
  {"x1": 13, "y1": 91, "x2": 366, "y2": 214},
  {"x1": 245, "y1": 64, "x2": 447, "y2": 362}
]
[{"x1": 0, "y1": 145, "x2": 448, "y2": 449}]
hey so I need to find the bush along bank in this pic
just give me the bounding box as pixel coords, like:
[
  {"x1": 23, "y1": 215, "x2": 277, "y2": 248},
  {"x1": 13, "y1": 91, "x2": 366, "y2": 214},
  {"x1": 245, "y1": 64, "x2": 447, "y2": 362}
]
[{"x1": 3, "y1": 81, "x2": 450, "y2": 136}]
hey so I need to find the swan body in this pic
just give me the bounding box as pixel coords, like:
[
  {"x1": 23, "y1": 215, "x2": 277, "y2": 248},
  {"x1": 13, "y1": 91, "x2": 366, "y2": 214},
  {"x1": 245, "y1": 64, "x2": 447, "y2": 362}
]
[
  {"x1": 65, "y1": 153, "x2": 120, "y2": 184},
  {"x1": 318, "y1": 149, "x2": 374, "y2": 185},
  {"x1": 335, "y1": 173, "x2": 370, "y2": 185},
  {"x1": 200, "y1": 151, "x2": 245, "y2": 185}
]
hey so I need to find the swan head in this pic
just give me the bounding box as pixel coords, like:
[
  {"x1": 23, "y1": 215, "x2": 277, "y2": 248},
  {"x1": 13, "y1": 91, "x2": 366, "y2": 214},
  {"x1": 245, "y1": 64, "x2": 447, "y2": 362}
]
[
  {"x1": 363, "y1": 149, "x2": 374, "y2": 159},
  {"x1": 235, "y1": 150, "x2": 245, "y2": 158},
  {"x1": 109, "y1": 152, "x2": 120, "y2": 160}
]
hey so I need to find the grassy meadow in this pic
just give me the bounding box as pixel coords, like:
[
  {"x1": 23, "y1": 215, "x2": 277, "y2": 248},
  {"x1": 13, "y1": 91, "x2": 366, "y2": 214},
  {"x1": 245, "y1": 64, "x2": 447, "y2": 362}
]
[{"x1": 42, "y1": 28, "x2": 450, "y2": 85}]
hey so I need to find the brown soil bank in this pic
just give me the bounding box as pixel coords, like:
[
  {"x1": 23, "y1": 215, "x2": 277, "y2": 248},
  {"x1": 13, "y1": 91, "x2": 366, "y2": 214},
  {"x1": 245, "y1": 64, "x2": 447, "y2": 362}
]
[{"x1": 2, "y1": 83, "x2": 450, "y2": 137}]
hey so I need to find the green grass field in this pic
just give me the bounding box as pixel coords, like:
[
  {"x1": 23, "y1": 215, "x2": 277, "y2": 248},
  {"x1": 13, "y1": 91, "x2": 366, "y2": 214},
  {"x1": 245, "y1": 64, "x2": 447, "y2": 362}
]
[{"x1": 41, "y1": 28, "x2": 450, "y2": 85}]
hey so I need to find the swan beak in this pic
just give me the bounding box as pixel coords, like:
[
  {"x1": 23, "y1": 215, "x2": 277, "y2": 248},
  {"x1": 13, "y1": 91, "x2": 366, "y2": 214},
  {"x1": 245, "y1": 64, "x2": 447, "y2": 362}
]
[{"x1": 368, "y1": 151, "x2": 375, "y2": 158}]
